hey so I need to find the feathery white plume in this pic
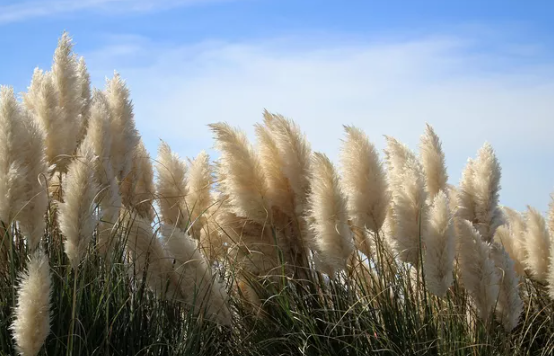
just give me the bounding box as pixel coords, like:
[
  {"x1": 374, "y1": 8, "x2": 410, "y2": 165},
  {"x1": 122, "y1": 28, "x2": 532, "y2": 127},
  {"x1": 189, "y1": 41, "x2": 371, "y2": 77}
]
[
  {"x1": 51, "y1": 32, "x2": 82, "y2": 170},
  {"x1": 210, "y1": 122, "x2": 269, "y2": 224},
  {"x1": 161, "y1": 225, "x2": 231, "y2": 325},
  {"x1": 124, "y1": 215, "x2": 179, "y2": 299},
  {"x1": 0, "y1": 87, "x2": 48, "y2": 250},
  {"x1": 185, "y1": 151, "x2": 213, "y2": 238},
  {"x1": 494, "y1": 225, "x2": 526, "y2": 276},
  {"x1": 340, "y1": 125, "x2": 389, "y2": 258},
  {"x1": 79, "y1": 92, "x2": 121, "y2": 254},
  {"x1": 23, "y1": 70, "x2": 67, "y2": 170},
  {"x1": 423, "y1": 190, "x2": 455, "y2": 296},
  {"x1": 76, "y1": 56, "x2": 91, "y2": 144},
  {"x1": 385, "y1": 137, "x2": 428, "y2": 265},
  {"x1": 263, "y1": 111, "x2": 311, "y2": 217},
  {"x1": 340, "y1": 125, "x2": 389, "y2": 231},
  {"x1": 58, "y1": 148, "x2": 99, "y2": 269},
  {"x1": 490, "y1": 243, "x2": 523, "y2": 332},
  {"x1": 458, "y1": 219, "x2": 499, "y2": 322},
  {"x1": 419, "y1": 124, "x2": 448, "y2": 201},
  {"x1": 156, "y1": 141, "x2": 189, "y2": 229},
  {"x1": 121, "y1": 140, "x2": 155, "y2": 222},
  {"x1": 523, "y1": 206, "x2": 551, "y2": 283},
  {"x1": 105, "y1": 72, "x2": 140, "y2": 182},
  {"x1": 307, "y1": 152, "x2": 353, "y2": 275},
  {"x1": 255, "y1": 121, "x2": 294, "y2": 217},
  {"x1": 458, "y1": 143, "x2": 503, "y2": 242},
  {"x1": 11, "y1": 250, "x2": 52, "y2": 356}
]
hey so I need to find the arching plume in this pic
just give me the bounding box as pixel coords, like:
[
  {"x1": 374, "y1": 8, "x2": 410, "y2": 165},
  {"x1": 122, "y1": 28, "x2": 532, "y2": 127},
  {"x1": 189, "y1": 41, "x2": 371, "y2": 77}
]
[
  {"x1": 419, "y1": 124, "x2": 448, "y2": 201},
  {"x1": 307, "y1": 152, "x2": 353, "y2": 275}
]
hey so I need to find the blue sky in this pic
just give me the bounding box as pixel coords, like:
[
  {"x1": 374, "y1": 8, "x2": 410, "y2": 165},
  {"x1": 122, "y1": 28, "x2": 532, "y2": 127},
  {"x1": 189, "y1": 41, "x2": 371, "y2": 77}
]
[{"x1": 1, "y1": 0, "x2": 553, "y2": 212}]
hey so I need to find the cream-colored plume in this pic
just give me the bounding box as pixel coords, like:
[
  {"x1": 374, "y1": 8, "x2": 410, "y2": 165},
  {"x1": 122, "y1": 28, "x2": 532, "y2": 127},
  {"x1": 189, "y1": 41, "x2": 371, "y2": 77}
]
[
  {"x1": 17, "y1": 113, "x2": 48, "y2": 250},
  {"x1": 340, "y1": 125, "x2": 389, "y2": 258},
  {"x1": 124, "y1": 214, "x2": 179, "y2": 299},
  {"x1": 494, "y1": 225, "x2": 526, "y2": 276},
  {"x1": 255, "y1": 121, "x2": 294, "y2": 217},
  {"x1": 0, "y1": 87, "x2": 48, "y2": 250},
  {"x1": 51, "y1": 32, "x2": 82, "y2": 171},
  {"x1": 23, "y1": 70, "x2": 67, "y2": 171},
  {"x1": 523, "y1": 206, "x2": 551, "y2": 283},
  {"x1": 490, "y1": 243, "x2": 523, "y2": 332},
  {"x1": 155, "y1": 141, "x2": 189, "y2": 229},
  {"x1": 307, "y1": 152, "x2": 353, "y2": 275},
  {"x1": 419, "y1": 124, "x2": 448, "y2": 201},
  {"x1": 210, "y1": 122, "x2": 269, "y2": 224},
  {"x1": 458, "y1": 143, "x2": 503, "y2": 242},
  {"x1": 121, "y1": 140, "x2": 155, "y2": 222},
  {"x1": 458, "y1": 219, "x2": 499, "y2": 322},
  {"x1": 105, "y1": 72, "x2": 140, "y2": 182},
  {"x1": 385, "y1": 137, "x2": 428, "y2": 265},
  {"x1": 58, "y1": 148, "x2": 99, "y2": 270},
  {"x1": 11, "y1": 250, "x2": 52, "y2": 356},
  {"x1": 161, "y1": 225, "x2": 231, "y2": 325},
  {"x1": 423, "y1": 190, "x2": 455, "y2": 297},
  {"x1": 76, "y1": 56, "x2": 91, "y2": 145},
  {"x1": 80, "y1": 91, "x2": 121, "y2": 254},
  {"x1": 185, "y1": 151, "x2": 213, "y2": 238},
  {"x1": 502, "y1": 207, "x2": 527, "y2": 268},
  {"x1": 262, "y1": 110, "x2": 311, "y2": 217}
]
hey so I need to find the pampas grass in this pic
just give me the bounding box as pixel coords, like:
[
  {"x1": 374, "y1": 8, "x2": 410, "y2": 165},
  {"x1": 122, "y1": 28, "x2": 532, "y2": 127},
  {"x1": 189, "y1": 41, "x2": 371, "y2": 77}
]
[
  {"x1": 161, "y1": 225, "x2": 232, "y2": 325},
  {"x1": 11, "y1": 250, "x2": 51, "y2": 356},
  {"x1": 155, "y1": 141, "x2": 189, "y2": 228},
  {"x1": 385, "y1": 137, "x2": 428, "y2": 265},
  {"x1": 307, "y1": 152, "x2": 353, "y2": 275},
  {"x1": 419, "y1": 124, "x2": 448, "y2": 201},
  {"x1": 490, "y1": 243, "x2": 523, "y2": 332},
  {"x1": 340, "y1": 125, "x2": 389, "y2": 259},
  {"x1": 51, "y1": 32, "x2": 82, "y2": 172},
  {"x1": 524, "y1": 206, "x2": 551, "y2": 283},
  {"x1": 105, "y1": 72, "x2": 140, "y2": 182},
  {"x1": 185, "y1": 151, "x2": 213, "y2": 238},
  {"x1": 58, "y1": 147, "x2": 99, "y2": 269},
  {"x1": 458, "y1": 143, "x2": 503, "y2": 242},
  {"x1": 210, "y1": 122, "x2": 269, "y2": 224},
  {"x1": 458, "y1": 219, "x2": 499, "y2": 322},
  {"x1": 0, "y1": 87, "x2": 48, "y2": 250},
  {"x1": 423, "y1": 190, "x2": 455, "y2": 296},
  {"x1": 6, "y1": 31, "x2": 554, "y2": 356}
]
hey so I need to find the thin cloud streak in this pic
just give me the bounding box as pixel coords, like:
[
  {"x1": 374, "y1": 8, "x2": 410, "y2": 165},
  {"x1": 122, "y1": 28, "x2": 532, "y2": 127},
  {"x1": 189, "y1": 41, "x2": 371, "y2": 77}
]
[{"x1": 0, "y1": 0, "x2": 230, "y2": 25}]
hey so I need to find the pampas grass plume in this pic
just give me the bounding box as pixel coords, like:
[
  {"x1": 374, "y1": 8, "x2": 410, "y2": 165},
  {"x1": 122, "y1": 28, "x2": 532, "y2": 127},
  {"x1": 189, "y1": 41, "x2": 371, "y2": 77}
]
[
  {"x1": 419, "y1": 124, "x2": 448, "y2": 200},
  {"x1": 58, "y1": 148, "x2": 99, "y2": 269},
  {"x1": 524, "y1": 206, "x2": 551, "y2": 283},
  {"x1": 210, "y1": 122, "x2": 269, "y2": 224},
  {"x1": 11, "y1": 250, "x2": 52, "y2": 356},
  {"x1": 262, "y1": 111, "x2": 311, "y2": 216},
  {"x1": 307, "y1": 152, "x2": 353, "y2": 275},
  {"x1": 51, "y1": 32, "x2": 82, "y2": 169},
  {"x1": 156, "y1": 141, "x2": 189, "y2": 228},
  {"x1": 105, "y1": 72, "x2": 140, "y2": 182},
  {"x1": 185, "y1": 151, "x2": 213, "y2": 238},
  {"x1": 459, "y1": 143, "x2": 503, "y2": 242},
  {"x1": 423, "y1": 190, "x2": 455, "y2": 296},
  {"x1": 340, "y1": 125, "x2": 389, "y2": 235},
  {"x1": 491, "y1": 243, "x2": 523, "y2": 332},
  {"x1": 458, "y1": 219, "x2": 499, "y2": 322},
  {"x1": 161, "y1": 225, "x2": 231, "y2": 325}
]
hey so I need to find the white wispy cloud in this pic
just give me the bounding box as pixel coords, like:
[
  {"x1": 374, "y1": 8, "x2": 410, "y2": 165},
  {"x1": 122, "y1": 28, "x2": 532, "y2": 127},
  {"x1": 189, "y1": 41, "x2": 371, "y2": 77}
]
[
  {"x1": 0, "y1": 0, "x2": 230, "y2": 24},
  {"x1": 83, "y1": 34, "x2": 554, "y2": 212}
]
